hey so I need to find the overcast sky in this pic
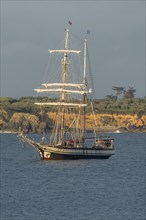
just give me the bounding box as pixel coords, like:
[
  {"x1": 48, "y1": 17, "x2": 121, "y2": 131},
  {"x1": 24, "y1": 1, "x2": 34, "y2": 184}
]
[{"x1": 1, "y1": 1, "x2": 145, "y2": 98}]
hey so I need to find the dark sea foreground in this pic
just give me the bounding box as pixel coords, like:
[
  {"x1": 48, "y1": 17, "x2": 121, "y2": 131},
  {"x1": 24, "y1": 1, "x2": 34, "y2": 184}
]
[{"x1": 0, "y1": 133, "x2": 145, "y2": 220}]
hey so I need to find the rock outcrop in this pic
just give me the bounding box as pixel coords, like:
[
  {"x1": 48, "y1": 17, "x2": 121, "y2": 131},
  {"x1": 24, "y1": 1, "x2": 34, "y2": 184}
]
[{"x1": 0, "y1": 110, "x2": 145, "y2": 133}]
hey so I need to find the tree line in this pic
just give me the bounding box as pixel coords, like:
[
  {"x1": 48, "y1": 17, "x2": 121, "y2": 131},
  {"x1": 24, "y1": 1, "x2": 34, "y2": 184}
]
[
  {"x1": 0, "y1": 95, "x2": 146, "y2": 132},
  {"x1": 1, "y1": 95, "x2": 146, "y2": 118},
  {"x1": 106, "y1": 86, "x2": 137, "y2": 100}
]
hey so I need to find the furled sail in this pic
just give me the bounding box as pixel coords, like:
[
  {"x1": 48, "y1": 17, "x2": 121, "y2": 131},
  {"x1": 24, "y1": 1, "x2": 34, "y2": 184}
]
[
  {"x1": 34, "y1": 88, "x2": 88, "y2": 94},
  {"x1": 42, "y1": 83, "x2": 85, "y2": 88},
  {"x1": 35, "y1": 102, "x2": 87, "y2": 107},
  {"x1": 48, "y1": 50, "x2": 80, "y2": 54}
]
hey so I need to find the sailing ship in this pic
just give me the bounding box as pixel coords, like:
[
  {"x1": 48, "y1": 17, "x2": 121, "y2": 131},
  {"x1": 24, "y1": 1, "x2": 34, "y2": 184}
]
[{"x1": 19, "y1": 27, "x2": 115, "y2": 160}]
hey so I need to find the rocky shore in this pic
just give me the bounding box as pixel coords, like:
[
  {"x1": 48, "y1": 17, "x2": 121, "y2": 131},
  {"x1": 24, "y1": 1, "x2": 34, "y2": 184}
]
[{"x1": 0, "y1": 111, "x2": 146, "y2": 133}]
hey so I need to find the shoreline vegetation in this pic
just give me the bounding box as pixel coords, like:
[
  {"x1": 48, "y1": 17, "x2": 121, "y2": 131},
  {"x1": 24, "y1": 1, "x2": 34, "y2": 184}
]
[{"x1": 0, "y1": 96, "x2": 146, "y2": 133}]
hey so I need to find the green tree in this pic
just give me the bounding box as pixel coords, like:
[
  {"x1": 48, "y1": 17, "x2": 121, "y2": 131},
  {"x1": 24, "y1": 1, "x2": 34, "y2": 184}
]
[
  {"x1": 124, "y1": 87, "x2": 136, "y2": 98},
  {"x1": 112, "y1": 86, "x2": 125, "y2": 99},
  {"x1": 105, "y1": 95, "x2": 117, "y2": 100}
]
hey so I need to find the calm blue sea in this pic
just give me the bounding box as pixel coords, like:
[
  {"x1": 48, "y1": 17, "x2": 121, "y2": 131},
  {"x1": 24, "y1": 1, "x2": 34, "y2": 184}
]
[{"x1": 0, "y1": 133, "x2": 146, "y2": 220}]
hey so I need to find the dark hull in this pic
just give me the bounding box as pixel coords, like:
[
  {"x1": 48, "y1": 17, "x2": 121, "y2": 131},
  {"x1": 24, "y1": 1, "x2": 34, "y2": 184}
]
[
  {"x1": 19, "y1": 134, "x2": 115, "y2": 160},
  {"x1": 41, "y1": 147, "x2": 115, "y2": 160},
  {"x1": 42, "y1": 152, "x2": 111, "y2": 160}
]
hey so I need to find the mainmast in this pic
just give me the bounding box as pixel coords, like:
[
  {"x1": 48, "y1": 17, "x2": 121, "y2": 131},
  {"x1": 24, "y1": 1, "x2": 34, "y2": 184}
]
[
  {"x1": 83, "y1": 39, "x2": 87, "y2": 81},
  {"x1": 82, "y1": 39, "x2": 87, "y2": 146}
]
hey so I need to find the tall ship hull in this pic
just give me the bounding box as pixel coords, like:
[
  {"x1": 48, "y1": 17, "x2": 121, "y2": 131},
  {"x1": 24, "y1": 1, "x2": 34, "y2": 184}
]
[
  {"x1": 41, "y1": 148, "x2": 115, "y2": 160},
  {"x1": 20, "y1": 135, "x2": 115, "y2": 160},
  {"x1": 42, "y1": 149, "x2": 115, "y2": 160}
]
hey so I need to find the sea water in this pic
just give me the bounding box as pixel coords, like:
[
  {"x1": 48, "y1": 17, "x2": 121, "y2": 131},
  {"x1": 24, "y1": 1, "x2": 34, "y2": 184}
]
[{"x1": 0, "y1": 133, "x2": 145, "y2": 220}]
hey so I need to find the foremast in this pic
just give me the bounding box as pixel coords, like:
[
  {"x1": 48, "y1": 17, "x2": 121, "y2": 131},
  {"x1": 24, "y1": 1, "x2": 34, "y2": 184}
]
[
  {"x1": 34, "y1": 28, "x2": 88, "y2": 146},
  {"x1": 60, "y1": 29, "x2": 69, "y2": 142}
]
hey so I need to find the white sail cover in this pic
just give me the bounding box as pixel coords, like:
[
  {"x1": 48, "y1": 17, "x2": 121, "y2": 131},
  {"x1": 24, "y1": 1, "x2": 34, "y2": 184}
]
[
  {"x1": 42, "y1": 83, "x2": 85, "y2": 88},
  {"x1": 49, "y1": 50, "x2": 80, "y2": 54},
  {"x1": 34, "y1": 88, "x2": 88, "y2": 94},
  {"x1": 35, "y1": 102, "x2": 87, "y2": 107}
]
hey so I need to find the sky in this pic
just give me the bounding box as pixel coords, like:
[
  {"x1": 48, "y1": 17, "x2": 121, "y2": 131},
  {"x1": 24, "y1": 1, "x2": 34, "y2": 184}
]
[{"x1": 1, "y1": 1, "x2": 145, "y2": 99}]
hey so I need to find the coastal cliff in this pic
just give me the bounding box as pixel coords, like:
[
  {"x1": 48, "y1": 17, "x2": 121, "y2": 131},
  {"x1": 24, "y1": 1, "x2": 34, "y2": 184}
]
[
  {"x1": 47, "y1": 112, "x2": 146, "y2": 132},
  {"x1": 1, "y1": 111, "x2": 145, "y2": 133}
]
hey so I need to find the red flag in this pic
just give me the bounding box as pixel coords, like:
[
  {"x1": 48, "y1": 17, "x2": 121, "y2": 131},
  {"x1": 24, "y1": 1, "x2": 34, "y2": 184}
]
[{"x1": 68, "y1": 21, "x2": 72, "y2": 26}]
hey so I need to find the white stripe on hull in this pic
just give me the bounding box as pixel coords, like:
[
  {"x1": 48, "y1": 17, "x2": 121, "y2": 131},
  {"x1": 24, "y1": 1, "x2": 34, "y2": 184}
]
[
  {"x1": 19, "y1": 135, "x2": 115, "y2": 160},
  {"x1": 41, "y1": 146, "x2": 115, "y2": 159}
]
